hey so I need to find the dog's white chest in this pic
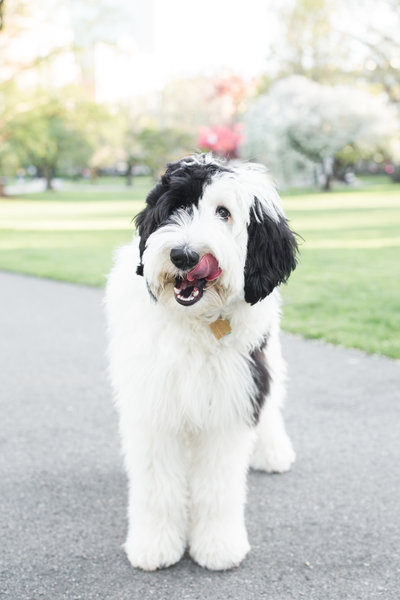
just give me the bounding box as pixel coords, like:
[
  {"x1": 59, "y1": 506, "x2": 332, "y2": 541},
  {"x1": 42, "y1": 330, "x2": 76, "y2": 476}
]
[{"x1": 138, "y1": 321, "x2": 255, "y2": 429}]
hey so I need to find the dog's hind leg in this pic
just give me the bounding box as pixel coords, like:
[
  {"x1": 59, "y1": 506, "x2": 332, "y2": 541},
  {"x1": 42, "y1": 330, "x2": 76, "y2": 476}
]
[
  {"x1": 250, "y1": 398, "x2": 296, "y2": 473},
  {"x1": 250, "y1": 331, "x2": 296, "y2": 473}
]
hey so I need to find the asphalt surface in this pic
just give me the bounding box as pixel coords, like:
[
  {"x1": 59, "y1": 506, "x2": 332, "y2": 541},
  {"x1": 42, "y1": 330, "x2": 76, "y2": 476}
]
[{"x1": 1, "y1": 271, "x2": 399, "y2": 600}]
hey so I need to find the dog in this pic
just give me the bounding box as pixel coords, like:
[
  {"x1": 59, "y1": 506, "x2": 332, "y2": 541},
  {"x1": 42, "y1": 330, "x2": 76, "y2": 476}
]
[{"x1": 105, "y1": 154, "x2": 298, "y2": 571}]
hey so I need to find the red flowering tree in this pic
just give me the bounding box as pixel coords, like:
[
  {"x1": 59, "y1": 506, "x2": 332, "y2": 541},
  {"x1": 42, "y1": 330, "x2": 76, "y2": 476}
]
[{"x1": 197, "y1": 123, "x2": 243, "y2": 159}]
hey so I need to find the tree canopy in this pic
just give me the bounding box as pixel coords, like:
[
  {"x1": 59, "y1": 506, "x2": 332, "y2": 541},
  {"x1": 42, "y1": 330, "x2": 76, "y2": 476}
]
[{"x1": 242, "y1": 76, "x2": 397, "y2": 188}]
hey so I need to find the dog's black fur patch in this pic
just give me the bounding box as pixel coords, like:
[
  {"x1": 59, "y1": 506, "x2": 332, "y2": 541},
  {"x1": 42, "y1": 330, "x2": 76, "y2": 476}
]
[
  {"x1": 244, "y1": 199, "x2": 298, "y2": 305},
  {"x1": 248, "y1": 336, "x2": 270, "y2": 424},
  {"x1": 135, "y1": 156, "x2": 230, "y2": 274}
]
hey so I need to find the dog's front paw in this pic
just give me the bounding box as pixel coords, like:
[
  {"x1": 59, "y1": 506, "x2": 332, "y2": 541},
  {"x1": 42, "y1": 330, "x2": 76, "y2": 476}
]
[
  {"x1": 189, "y1": 521, "x2": 250, "y2": 570},
  {"x1": 250, "y1": 429, "x2": 295, "y2": 473},
  {"x1": 124, "y1": 530, "x2": 185, "y2": 571}
]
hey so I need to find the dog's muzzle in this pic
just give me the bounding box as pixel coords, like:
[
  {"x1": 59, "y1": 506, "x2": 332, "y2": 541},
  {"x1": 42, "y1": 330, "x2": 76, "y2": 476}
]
[{"x1": 173, "y1": 253, "x2": 222, "y2": 307}]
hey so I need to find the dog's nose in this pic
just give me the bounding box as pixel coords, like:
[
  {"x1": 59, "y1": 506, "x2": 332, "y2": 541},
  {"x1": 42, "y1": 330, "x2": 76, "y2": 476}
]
[{"x1": 170, "y1": 247, "x2": 200, "y2": 270}]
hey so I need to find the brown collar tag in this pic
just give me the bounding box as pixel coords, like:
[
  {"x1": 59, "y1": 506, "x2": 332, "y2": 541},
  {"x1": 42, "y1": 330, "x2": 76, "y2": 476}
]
[{"x1": 209, "y1": 319, "x2": 232, "y2": 340}]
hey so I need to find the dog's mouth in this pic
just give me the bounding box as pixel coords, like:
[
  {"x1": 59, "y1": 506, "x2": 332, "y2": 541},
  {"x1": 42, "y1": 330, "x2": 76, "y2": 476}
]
[
  {"x1": 173, "y1": 253, "x2": 222, "y2": 306},
  {"x1": 173, "y1": 276, "x2": 207, "y2": 306}
]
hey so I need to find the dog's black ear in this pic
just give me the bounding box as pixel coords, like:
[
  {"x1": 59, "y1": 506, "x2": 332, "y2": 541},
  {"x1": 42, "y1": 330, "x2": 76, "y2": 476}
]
[
  {"x1": 135, "y1": 203, "x2": 155, "y2": 272},
  {"x1": 135, "y1": 205, "x2": 154, "y2": 276},
  {"x1": 244, "y1": 199, "x2": 298, "y2": 305},
  {"x1": 135, "y1": 158, "x2": 195, "y2": 275},
  {"x1": 134, "y1": 178, "x2": 168, "y2": 275}
]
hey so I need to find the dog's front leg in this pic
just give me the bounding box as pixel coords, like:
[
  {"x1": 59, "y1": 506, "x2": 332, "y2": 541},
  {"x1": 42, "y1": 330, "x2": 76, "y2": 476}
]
[
  {"x1": 188, "y1": 425, "x2": 255, "y2": 570},
  {"x1": 120, "y1": 421, "x2": 188, "y2": 571}
]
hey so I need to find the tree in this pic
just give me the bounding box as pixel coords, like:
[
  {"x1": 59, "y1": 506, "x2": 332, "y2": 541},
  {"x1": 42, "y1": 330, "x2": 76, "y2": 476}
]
[
  {"x1": 0, "y1": 0, "x2": 36, "y2": 194},
  {"x1": 10, "y1": 96, "x2": 92, "y2": 189},
  {"x1": 68, "y1": 92, "x2": 122, "y2": 181},
  {"x1": 116, "y1": 102, "x2": 156, "y2": 186},
  {"x1": 0, "y1": 82, "x2": 22, "y2": 195},
  {"x1": 263, "y1": 0, "x2": 351, "y2": 86},
  {"x1": 261, "y1": 0, "x2": 400, "y2": 98},
  {"x1": 0, "y1": 0, "x2": 5, "y2": 31},
  {"x1": 341, "y1": 0, "x2": 400, "y2": 103},
  {"x1": 136, "y1": 128, "x2": 193, "y2": 180},
  {"x1": 242, "y1": 76, "x2": 398, "y2": 189}
]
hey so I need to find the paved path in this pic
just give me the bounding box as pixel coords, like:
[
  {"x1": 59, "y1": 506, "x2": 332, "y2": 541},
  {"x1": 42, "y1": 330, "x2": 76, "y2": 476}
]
[{"x1": 1, "y1": 271, "x2": 399, "y2": 600}]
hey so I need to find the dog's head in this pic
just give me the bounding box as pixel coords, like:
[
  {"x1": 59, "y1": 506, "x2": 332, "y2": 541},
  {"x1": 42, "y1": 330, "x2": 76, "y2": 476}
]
[{"x1": 135, "y1": 155, "x2": 298, "y2": 314}]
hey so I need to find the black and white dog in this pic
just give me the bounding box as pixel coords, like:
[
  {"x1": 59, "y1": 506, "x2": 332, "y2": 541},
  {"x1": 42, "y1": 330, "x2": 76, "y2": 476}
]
[{"x1": 106, "y1": 154, "x2": 298, "y2": 571}]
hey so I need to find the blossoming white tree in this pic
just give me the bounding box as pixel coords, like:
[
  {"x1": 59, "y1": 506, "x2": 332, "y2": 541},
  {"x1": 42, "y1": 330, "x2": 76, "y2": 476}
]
[{"x1": 241, "y1": 76, "x2": 398, "y2": 189}]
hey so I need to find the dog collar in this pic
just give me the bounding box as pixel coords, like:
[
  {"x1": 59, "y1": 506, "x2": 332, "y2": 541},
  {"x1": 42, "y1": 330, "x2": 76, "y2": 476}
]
[{"x1": 209, "y1": 319, "x2": 232, "y2": 340}]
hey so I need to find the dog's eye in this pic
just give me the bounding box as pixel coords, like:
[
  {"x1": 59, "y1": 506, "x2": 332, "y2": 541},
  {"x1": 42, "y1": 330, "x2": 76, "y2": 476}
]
[{"x1": 216, "y1": 206, "x2": 231, "y2": 220}]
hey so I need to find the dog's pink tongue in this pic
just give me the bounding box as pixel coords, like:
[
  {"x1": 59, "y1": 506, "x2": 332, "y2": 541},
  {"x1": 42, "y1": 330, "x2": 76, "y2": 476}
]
[{"x1": 187, "y1": 253, "x2": 222, "y2": 282}]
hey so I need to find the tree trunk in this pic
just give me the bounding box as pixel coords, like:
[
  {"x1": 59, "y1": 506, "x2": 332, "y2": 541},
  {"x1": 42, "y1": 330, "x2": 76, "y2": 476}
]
[
  {"x1": 321, "y1": 157, "x2": 334, "y2": 191},
  {"x1": 323, "y1": 173, "x2": 332, "y2": 191},
  {"x1": 43, "y1": 166, "x2": 55, "y2": 191},
  {"x1": 45, "y1": 174, "x2": 54, "y2": 191},
  {"x1": 391, "y1": 165, "x2": 400, "y2": 183},
  {"x1": 90, "y1": 167, "x2": 99, "y2": 184},
  {"x1": 0, "y1": 178, "x2": 6, "y2": 197},
  {"x1": 126, "y1": 160, "x2": 135, "y2": 187}
]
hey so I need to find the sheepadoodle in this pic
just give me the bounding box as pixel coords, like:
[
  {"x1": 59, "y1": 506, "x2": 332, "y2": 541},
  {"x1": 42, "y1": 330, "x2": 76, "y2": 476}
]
[{"x1": 105, "y1": 154, "x2": 298, "y2": 571}]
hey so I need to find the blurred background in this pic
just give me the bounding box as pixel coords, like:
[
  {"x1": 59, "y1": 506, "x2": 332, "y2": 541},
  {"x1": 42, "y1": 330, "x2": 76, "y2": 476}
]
[
  {"x1": 0, "y1": 0, "x2": 399, "y2": 357},
  {"x1": 2, "y1": 0, "x2": 400, "y2": 189}
]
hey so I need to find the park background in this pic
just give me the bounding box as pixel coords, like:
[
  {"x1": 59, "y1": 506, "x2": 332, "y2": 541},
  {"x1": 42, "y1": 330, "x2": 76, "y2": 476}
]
[{"x1": 0, "y1": 0, "x2": 399, "y2": 358}]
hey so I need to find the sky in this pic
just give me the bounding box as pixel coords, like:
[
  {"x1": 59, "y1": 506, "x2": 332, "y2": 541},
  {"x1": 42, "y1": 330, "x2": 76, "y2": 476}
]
[
  {"x1": 71, "y1": 0, "x2": 284, "y2": 98},
  {"x1": 152, "y1": 0, "x2": 281, "y2": 82},
  {"x1": 12, "y1": 0, "x2": 397, "y2": 101}
]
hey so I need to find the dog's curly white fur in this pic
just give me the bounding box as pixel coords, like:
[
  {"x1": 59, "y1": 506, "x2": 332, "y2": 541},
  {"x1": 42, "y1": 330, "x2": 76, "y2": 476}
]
[{"x1": 105, "y1": 154, "x2": 298, "y2": 571}]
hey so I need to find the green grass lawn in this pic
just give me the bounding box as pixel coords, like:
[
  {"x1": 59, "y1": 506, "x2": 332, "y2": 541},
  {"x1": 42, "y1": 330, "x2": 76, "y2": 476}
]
[
  {"x1": 280, "y1": 186, "x2": 400, "y2": 358},
  {"x1": 0, "y1": 180, "x2": 149, "y2": 286},
  {"x1": 1, "y1": 177, "x2": 399, "y2": 358}
]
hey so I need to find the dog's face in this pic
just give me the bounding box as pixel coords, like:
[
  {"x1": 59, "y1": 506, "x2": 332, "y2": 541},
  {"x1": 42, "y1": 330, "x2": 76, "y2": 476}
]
[{"x1": 136, "y1": 155, "x2": 298, "y2": 315}]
